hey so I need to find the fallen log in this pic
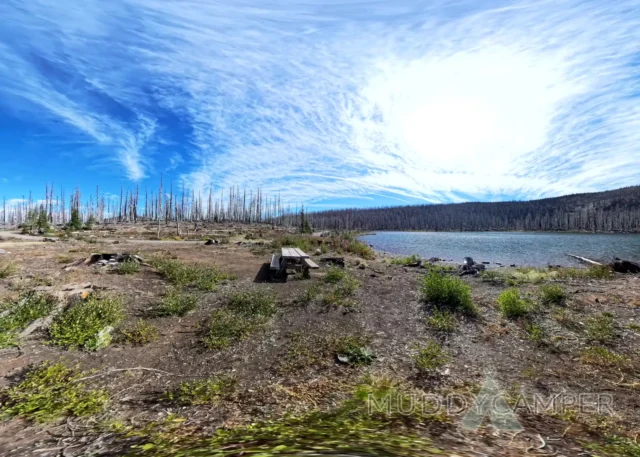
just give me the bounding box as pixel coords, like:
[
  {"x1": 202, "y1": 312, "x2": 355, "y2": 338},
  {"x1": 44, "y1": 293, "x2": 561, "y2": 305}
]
[{"x1": 566, "y1": 254, "x2": 602, "y2": 266}]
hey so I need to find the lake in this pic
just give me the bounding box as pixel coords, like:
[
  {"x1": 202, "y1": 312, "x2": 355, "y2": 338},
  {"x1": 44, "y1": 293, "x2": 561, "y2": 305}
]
[{"x1": 359, "y1": 231, "x2": 640, "y2": 267}]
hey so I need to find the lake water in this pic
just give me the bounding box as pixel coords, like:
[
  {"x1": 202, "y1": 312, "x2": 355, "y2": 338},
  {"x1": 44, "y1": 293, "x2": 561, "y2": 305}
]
[{"x1": 359, "y1": 231, "x2": 640, "y2": 267}]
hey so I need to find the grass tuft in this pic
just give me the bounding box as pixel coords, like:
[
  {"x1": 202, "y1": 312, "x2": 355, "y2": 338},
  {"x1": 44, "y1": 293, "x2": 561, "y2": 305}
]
[
  {"x1": 0, "y1": 261, "x2": 17, "y2": 278},
  {"x1": 426, "y1": 309, "x2": 457, "y2": 332},
  {"x1": 0, "y1": 362, "x2": 108, "y2": 423},
  {"x1": 155, "y1": 288, "x2": 199, "y2": 317},
  {"x1": 585, "y1": 312, "x2": 616, "y2": 343},
  {"x1": 323, "y1": 265, "x2": 347, "y2": 284},
  {"x1": 49, "y1": 295, "x2": 124, "y2": 350},
  {"x1": 164, "y1": 376, "x2": 236, "y2": 406},
  {"x1": 538, "y1": 284, "x2": 567, "y2": 306},
  {"x1": 420, "y1": 271, "x2": 475, "y2": 314},
  {"x1": 414, "y1": 340, "x2": 449, "y2": 373},
  {"x1": 118, "y1": 260, "x2": 140, "y2": 275},
  {"x1": 580, "y1": 346, "x2": 628, "y2": 368},
  {"x1": 497, "y1": 288, "x2": 533, "y2": 319},
  {"x1": 151, "y1": 257, "x2": 235, "y2": 291},
  {"x1": 119, "y1": 319, "x2": 159, "y2": 345},
  {"x1": 390, "y1": 254, "x2": 421, "y2": 265}
]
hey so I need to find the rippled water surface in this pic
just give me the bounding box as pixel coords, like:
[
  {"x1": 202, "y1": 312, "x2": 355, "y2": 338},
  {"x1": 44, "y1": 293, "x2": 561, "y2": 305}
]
[{"x1": 359, "y1": 231, "x2": 640, "y2": 266}]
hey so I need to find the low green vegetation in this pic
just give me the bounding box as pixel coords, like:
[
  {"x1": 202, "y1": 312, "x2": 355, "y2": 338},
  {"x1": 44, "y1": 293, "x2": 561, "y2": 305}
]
[
  {"x1": 333, "y1": 335, "x2": 376, "y2": 366},
  {"x1": 323, "y1": 265, "x2": 347, "y2": 283},
  {"x1": 420, "y1": 270, "x2": 475, "y2": 315},
  {"x1": 390, "y1": 254, "x2": 421, "y2": 265},
  {"x1": 426, "y1": 309, "x2": 457, "y2": 332},
  {"x1": 414, "y1": 340, "x2": 449, "y2": 373},
  {"x1": 118, "y1": 260, "x2": 141, "y2": 275},
  {"x1": 151, "y1": 257, "x2": 235, "y2": 291},
  {"x1": 580, "y1": 346, "x2": 628, "y2": 368},
  {"x1": 293, "y1": 284, "x2": 322, "y2": 307},
  {"x1": 497, "y1": 288, "x2": 533, "y2": 319},
  {"x1": 155, "y1": 288, "x2": 199, "y2": 317},
  {"x1": 585, "y1": 435, "x2": 640, "y2": 457},
  {"x1": 49, "y1": 295, "x2": 124, "y2": 350},
  {"x1": 555, "y1": 265, "x2": 614, "y2": 280},
  {"x1": 203, "y1": 290, "x2": 277, "y2": 349},
  {"x1": 0, "y1": 362, "x2": 108, "y2": 423},
  {"x1": 164, "y1": 375, "x2": 236, "y2": 406},
  {"x1": 129, "y1": 378, "x2": 440, "y2": 457},
  {"x1": 322, "y1": 275, "x2": 361, "y2": 313},
  {"x1": 0, "y1": 261, "x2": 17, "y2": 278},
  {"x1": 0, "y1": 293, "x2": 57, "y2": 348},
  {"x1": 538, "y1": 283, "x2": 567, "y2": 306},
  {"x1": 523, "y1": 322, "x2": 545, "y2": 345},
  {"x1": 585, "y1": 312, "x2": 616, "y2": 343},
  {"x1": 119, "y1": 319, "x2": 159, "y2": 345}
]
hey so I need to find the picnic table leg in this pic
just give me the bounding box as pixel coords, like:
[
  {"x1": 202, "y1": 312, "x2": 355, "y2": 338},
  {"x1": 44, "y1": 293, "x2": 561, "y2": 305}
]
[{"x1": 277, "y1": 258, "x2": 288, "y2": 279}]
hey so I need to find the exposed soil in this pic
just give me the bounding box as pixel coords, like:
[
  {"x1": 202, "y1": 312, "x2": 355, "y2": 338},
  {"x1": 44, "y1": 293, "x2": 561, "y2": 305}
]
[{"x1": 1, "y1": 223, "x2": 639, "y2": 456}]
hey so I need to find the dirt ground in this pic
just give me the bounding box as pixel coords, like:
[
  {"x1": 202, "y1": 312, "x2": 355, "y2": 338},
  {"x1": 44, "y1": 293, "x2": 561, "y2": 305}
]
[{"x1": 1, "y1": 223, "x2": 639, "y2": 456}]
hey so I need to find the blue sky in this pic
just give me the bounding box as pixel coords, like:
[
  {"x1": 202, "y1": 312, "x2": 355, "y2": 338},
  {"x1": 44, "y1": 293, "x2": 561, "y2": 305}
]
[{"x1": 1, "y1": 0, "x2": 639, "y2": 211}]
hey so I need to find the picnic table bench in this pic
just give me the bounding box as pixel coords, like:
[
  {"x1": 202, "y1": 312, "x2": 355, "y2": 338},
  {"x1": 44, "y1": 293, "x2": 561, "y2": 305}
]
[{"x1": 270, "y1": 247, "x2": 319, "y2": 278}]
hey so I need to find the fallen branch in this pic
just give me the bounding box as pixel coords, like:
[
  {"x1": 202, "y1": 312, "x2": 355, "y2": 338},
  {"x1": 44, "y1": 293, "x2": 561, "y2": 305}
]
[{"x1": 566, "y1": 254, "x2": 602, "y2": 266}]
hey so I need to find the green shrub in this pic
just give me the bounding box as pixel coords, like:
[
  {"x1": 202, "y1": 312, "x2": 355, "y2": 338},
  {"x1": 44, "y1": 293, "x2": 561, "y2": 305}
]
[
  {"x1": 556, "y1": 265, "x2": 614, "y2": 280},
  {"x1": 580, "y1": 346, "x2": 628, "y2": 368},
  {"x1": 119, "y1": 319, "x2": 159, "y2": 345},
  {"x1": 0, "y1": 362, "x2": 108, "y2": 422},
  {"x1": 202, "y1": 309, "x2": 263, "y2": 349},
  {"x1": 538, "y1": 284, "x2": 567, "y2": 306},
  {"x1": 585, "y1": 312, "x2": 616, "y2": 343},
  {"x1": 118, "y1": 260, "x2": 140, "y2": 275},
  {"x1": 226, "y1": 290, "x2": 277, "y2": 317},
  {"x1": 164, "y1": 376, "x2": 236, "y2": 406},
  {"x1": 0, "y1": 261, "x2": 17, "y2": 278},
  {"x1": 524, "y1": 322, "x2": 545, "y2": 345},
  {"x1": 420, "y1": 271, "x2": 475, "y2": 314},
  {"x1": 155, "y1": 288, "x2": 199, "y2": 317},
  {"x1": 426, "y1": 309, "x2": 457, "y2": 332},
  {"x1": 0, "y1": 293, "x2": 57, "y2": 348},
  {"x1": 390, "y1": 254, "x2": 421, "y2": 265},
  {"x1": 151, "y1": 257, "x2": 234, "y2": 291},
  {"x1": 293, "y1": 285, "x2": 322, "y2": 307},
  {"x1": 49, "y1": 295, "x2": 124, "y2": 350},
  {"x1": 332, "y1": 335, "x2": 375, "y2": 366},
  {"x1": 323, "y1": 265, "x2": 347, "y2": 284},
  {"x1": 415, "y1": 341, "x2": 449, "y2": 373},
  {"x1": 497, "y1": 288, "x2": 532, "y2": 319}
]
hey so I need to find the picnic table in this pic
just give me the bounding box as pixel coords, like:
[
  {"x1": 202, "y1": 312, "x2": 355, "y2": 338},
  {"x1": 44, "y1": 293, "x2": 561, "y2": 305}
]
[{"x1": 270, "y1": 247, "x2": 319, "y2": 278}]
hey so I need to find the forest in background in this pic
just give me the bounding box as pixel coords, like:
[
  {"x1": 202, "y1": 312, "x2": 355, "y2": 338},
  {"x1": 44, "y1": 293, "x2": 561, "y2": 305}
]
[{"x1": 307, "y1": 186, "x2": 640, "y2": 233}]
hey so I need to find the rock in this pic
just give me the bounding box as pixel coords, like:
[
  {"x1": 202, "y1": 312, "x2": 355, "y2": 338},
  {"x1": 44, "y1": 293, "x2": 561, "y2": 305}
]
[
  {"x1": 43, "y1": 237, "x2": 57, "y2": 243},
  {"x1": 336, "y1": 354, "x2": 350, "y2": 364},
  {"x1": 475, "y1": 264, "x2": 486, "y2": 271},
  {"x1": 482, "y1": 261, "x2": 490, "y2": 264},
  {"x1": 314, "y1": 248, "x2": 322, "y2": 255},
  {"x1": 204, "y1": 239, "x2": 219, "y2": 245},
  {"x1": 0, "y1": 249, "x2": 8, "y2": 255},
  {"x1": 510, "y1": 264, "x2": 516, "y2": 267},
  {"x1": 611, "y1": 260, "x2": 640, "y2": 274},
  {"x1": 428, "y1": 257, "x2": 441, "y2": 263},
  {"x1": 463, "y1": 257, "x2": 475, "y2": 266}
]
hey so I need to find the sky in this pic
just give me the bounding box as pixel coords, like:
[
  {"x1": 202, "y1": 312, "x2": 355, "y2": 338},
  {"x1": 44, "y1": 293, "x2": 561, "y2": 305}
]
[{"x1": 0, "y1": 0, "x2": 639, "y2": 210}]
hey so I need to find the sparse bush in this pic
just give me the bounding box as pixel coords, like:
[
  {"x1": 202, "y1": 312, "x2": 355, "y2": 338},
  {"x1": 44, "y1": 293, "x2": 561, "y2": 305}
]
[
  {"x1": 538, "y1": 284, "x2": 567, "y2": 306},
  {"x1": 479, "y1": 270, "x2": 505, "y2": 283},
  {"x1": 497, "y1": 288, "x2": 532, "y2": 319},
  {"x1": 421, "y1": 271, "x2": 475, "y2": 314},
  {"x1": 0, "y1": 362, "x2": 108, "y2": 422},
  {"x1": 390, "y1": 254, "x2": 421, "y2": 265},
  {"x1": 332, "y1": 335, "x2": 375, "y2": 366},
  {"x1": 556, "y1": 265, "x2": 614, "y2": 280},
  {"x1": 118, "y1": 260, "x2": 140, "y2": 275},
  {"x1": 119, "y1": 319, "x2": 158, "y2": 345},
  {"x1": 0, "y1": 293, "x2": 57, "y2": 348},
  {"x1": 151, "y1": 257, "x2": 234, "y2": 291},
  {"x1": 0, "y1": 261, "x2": 17, "y2": 278},
  {"x1": 293, "y1": 285, "x2": 321, "y2": 307},
  {"x1": 227, "y1": 290, "x2": 277, "y2": 317},
  {"x1": 164, "y1": 376, "x2": 236, "y2": 406},
  {"x1": 49, "y1": 295, "x2": 124, "y2": 350},
  {"x1": 524, "y1": 322, "x2": 545, "y2": 345},
  {"x1": 585, "y1": 312, "x2": 616, "y2": 343},
  {"x1": 202, "y1": 309, "x2": 262, "y2": 349},
  {"x1": 155, "y1": 288, "x2": 199, "y2": 317},
  {"x1": 580, "y1": 346, "x2": 628, "y2": 368},
  {"x1": 323, "y1": 265, "x2": 347, "y2": 284},
  {"x1": 415, "y1": 340, "x2": 449, "y2": 373},
  {"x1": 426, "y1": 309, "x2": 457, "y2": 332}
]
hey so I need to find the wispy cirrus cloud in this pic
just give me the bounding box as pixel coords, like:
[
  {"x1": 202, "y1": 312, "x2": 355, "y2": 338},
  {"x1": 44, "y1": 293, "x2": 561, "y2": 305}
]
[{"x1": 0, "y1": 0, "x2": 638, "y2": 204}]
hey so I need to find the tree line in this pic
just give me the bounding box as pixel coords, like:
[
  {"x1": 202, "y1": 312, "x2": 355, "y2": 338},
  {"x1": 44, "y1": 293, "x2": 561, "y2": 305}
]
[
  {"x1": 1, "y1": 179, "x2": 301, "y2": 229},
  {"x1": 307, "y1": 186, "x2": 640, "y2": 233}
]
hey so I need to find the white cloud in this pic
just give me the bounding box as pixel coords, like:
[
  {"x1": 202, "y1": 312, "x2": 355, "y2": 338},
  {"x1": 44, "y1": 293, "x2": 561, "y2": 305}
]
[{"x1": 0, "y1": 0, "x2": 638, "y2": 203}]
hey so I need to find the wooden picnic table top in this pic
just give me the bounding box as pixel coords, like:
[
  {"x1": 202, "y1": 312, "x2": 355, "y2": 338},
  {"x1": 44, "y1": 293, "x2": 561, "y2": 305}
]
[{"x1": 281, "y1": 247, "x2": 310, "y2": 259}]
